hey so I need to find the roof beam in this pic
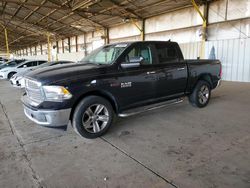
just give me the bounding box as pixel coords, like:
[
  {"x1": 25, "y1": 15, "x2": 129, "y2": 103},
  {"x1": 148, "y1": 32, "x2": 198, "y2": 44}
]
[
  {"x1": 4, "y1": 0, "x2": 28, "y2": 28},
  {"x1": 47, "y1": 0, "x2": 107, "y2": 29},
  {"x1": 23, "y1": 0, "x2": 47, "y2": 20},
  {"x1": 20, "y1": 2, "x2": 87, "y2": 33},
  {"x1": 109, "y1": 0, "x2": 142, "y2": 19},
  {"x1": 0, "y1": 1, "x2": 7, "y2": 15},
  {"x1": 0, "y1": 0, "x2": 69, "y2": 10},
  {"x1": 1, "y1": 11, "x2": 64, "y2": 36},
  {"x1": 0, "y1": 19, "x2": 41, "y2": 36},
  {"x1": 35, "y1": 0, "x2": 70, "y2": 23}
]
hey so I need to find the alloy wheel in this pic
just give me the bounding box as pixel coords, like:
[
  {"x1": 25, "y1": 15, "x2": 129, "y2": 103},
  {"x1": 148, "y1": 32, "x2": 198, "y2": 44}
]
[
  {"x1": 198, "y1": 85, "x2": 210, "y2": 104},
  {"x1": 82, "y1": 104, "x2": 109, "y2": 133}
]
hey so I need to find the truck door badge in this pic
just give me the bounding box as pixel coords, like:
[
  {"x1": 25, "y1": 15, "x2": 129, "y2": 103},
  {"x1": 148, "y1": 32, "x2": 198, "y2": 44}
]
[{"x1": 121, "y1": 82, "x2": 132, "y2": 88}]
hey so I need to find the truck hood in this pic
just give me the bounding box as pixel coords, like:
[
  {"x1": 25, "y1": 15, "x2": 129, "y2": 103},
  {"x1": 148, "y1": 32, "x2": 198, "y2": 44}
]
[{"x1": 25, "y1": 63, "x2": 111, "y2": 85}]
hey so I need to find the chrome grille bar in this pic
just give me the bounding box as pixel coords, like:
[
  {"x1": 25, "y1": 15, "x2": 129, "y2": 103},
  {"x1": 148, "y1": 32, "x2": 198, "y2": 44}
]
[{"x1": 25, "y1": 78, "x2": 44, "y2": 104}]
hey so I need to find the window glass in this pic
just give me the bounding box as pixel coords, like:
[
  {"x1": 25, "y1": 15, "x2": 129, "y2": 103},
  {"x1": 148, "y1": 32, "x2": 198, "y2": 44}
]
[
  {"x1": 26, "y1": 61, "x2": 37, "y2": 67},
  {"x1": 125, "y1": 45, "x2": 152, "y2": 64},
  {"x1": 81, "y1": 44, "x2": 126, "y2": 65},
  {"x1": 38, "y1": 61, "x2": 46, "y2": 65},
  {"x1": 18, "y1": 61, "x2": 36, "y2": 68},
  {"x1": 155, "y1": 43, "x2": 178, "y2": 63}
]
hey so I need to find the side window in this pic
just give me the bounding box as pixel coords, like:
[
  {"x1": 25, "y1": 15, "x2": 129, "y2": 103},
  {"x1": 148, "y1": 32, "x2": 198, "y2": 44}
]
[
  {"x1": 38, "y1": 61, "x2": 46, "y2": 65},
  {"x1": 17, "y1": 63, "x2": 27, "y2": 68},
  {"x1": 155, "y1": 43, "x2": 178, "y2": 64},
  {"x1": 124, "y1": 45, "x2": 152, "y2": 65},
  {"x1": 26, "y1": 61, "x2": 37, "y2": 67},
  {"x1": 18, "y1": 61, "x2": 36, "y2": 68}
]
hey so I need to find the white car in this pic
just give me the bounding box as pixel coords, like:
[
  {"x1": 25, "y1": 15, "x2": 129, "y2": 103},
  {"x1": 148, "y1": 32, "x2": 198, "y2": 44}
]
[
  {"x1": 10, "y1": 60, "x2": 75, "y2": 88},
  {"x1": 0, "y1": 57, "x2": 8, "y2": 64},
  {"x1": 0, "y1": 60, "x2": 47, "y2": 79},
  {"x1": 9, "y1": 70, "x2": 27, "y2": 88}
]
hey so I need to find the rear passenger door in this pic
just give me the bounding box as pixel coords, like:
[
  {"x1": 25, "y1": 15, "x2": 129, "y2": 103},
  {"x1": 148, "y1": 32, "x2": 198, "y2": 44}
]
[{"x1": 153, "y1": 42, "x2": 188, "y2": 98}]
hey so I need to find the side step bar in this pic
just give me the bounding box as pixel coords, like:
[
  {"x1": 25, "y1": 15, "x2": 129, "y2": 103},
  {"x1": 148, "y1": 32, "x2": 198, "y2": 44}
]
[{"x1": 118, "y1": 98, "x2": 184, "y2": 118}]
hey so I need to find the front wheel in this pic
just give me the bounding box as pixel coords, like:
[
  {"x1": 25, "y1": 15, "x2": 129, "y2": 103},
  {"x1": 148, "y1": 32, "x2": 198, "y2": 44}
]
[
  {"x1": 189, "y1": 80, "x2": 211, "y2": 108},
  {"x1": 72, "y1": 96, "x2": 114, "y2": 139}
]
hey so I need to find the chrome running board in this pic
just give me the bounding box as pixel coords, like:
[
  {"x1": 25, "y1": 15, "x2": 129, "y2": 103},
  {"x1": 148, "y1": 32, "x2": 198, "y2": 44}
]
[{"x1": 118, "y1": 98, "x2": 184, "y2": 117}]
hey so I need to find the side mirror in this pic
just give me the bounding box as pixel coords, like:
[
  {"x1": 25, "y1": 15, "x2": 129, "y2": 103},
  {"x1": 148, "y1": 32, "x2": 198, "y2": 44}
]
[
  {"x1": 121, "y1": 62, "x2": 140, "y2": 69},
  {"x1": 120, "y1": 56, "x2": 143, "y2": 69},
  {"x1": 23, "y1": 65, "x2": 27, "y2": 68},
  {"x1": 130, "y1": 56, "x2": 144, "y2": 64}
]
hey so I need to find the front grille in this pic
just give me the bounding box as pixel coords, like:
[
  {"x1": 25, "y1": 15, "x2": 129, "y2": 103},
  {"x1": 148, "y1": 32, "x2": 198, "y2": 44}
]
[{"x1": 25, "y1": 79, "x2": 44, "y2": 104}]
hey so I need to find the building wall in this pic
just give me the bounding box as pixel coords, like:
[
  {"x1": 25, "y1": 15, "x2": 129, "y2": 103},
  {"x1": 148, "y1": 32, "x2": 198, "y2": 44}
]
[
  {"x1": 179, "y1": 38, "x2": 250, "y2": 82},
  {"x1": 15, "y1": 0, "x2": 250, "y2": 82},
  {"x1": 206, "y1": 38, "x2": 250, "y2": 82}
]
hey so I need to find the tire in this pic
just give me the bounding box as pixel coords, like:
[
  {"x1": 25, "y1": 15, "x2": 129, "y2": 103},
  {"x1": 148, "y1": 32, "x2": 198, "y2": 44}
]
[
  {"x1": 189, "y1": 80, "x2": 211, "y2": 108},
  {"x1": 72, "y1": 96, "x2": 114, "y2": 139},
  {"x1": 8, "y1": 72, "x2": 16, "y2": 79}
]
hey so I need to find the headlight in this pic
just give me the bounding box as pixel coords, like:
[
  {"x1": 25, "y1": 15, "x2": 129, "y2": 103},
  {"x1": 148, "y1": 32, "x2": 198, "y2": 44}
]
[
  {"x1": 42, "y1": 86, "x2": 72, "y2": 102},
  {"x1": 1, "y1": 69, "x2": 8, "y2": 72}
]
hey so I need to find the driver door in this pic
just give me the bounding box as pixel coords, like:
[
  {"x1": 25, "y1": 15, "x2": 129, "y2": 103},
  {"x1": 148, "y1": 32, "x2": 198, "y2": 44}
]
[{"x1": 113, "y1": 43, "x2": 158, "y2": 110}]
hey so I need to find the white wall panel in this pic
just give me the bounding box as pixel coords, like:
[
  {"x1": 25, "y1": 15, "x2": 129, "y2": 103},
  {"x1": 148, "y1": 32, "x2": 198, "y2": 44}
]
[
  {"x1": 179, "y1": 42, "x2": 202, "y2": 59},
  {"x1": 206, "y1": 38, "x2": 250, "y2": 82},
  {"x1": 145, "y1": 7, "x2": 203, "y2": 34},
  {"x1": 109, "y1": 35, "x2": 141, "y2": 44},
  {"x1": 58, "y1": 51, "x2": 85, "y2": 61},
  {"x1": 109, "y1": 23, "x2": 141, "y2": 39},
  {"x1": 209, "y1": 0, "x2": 250, "y2": 23},
  {"x1": 208, "y1": 19, "x2": 250, "y2": 40},
  {"x1": 180, "y1": 38, "x2": 250, "y2": 82},
  {"x1": 19, "y1": 51, "x2": 86, "y2": 62},
  {"x1": 146, "y1": 27, "x2": 202, "y2": 43}
]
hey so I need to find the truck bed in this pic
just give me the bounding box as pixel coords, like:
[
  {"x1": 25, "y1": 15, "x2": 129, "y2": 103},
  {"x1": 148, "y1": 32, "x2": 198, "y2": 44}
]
[{"x1": 185, "y1": 59, "x2": 221, "y2": 93}]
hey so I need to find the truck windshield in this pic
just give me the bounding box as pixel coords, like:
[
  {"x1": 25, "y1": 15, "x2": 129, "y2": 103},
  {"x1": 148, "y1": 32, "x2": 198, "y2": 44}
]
[{"x1": 80, "y1": 44, "x2": 127, "y2": 65}]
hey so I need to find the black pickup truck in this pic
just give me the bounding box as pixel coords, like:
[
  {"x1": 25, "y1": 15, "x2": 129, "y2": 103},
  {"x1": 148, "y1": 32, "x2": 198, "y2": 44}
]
[{"x1": 22, "y1": 41, "x2": 221, "y2": 138}]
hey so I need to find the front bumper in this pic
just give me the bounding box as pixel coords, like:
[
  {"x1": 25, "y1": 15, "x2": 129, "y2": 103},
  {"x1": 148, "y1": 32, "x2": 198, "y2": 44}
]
[
  {"x1": 23, "y1": 105, "x2": 71, "y2": 127},
  {"x1": 22, "y1": 94, "x2": 71, "y2": 127},
  {"x1": 10, "y1": 77, "x2": 25, "y2": 88}
]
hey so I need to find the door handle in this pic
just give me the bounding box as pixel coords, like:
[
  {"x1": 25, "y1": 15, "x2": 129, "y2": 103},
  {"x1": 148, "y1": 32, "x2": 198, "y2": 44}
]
[
  {"x1": 147, "y1": 71, "x2": 156, "y2": 75},
  {"x1": 177, "y1": 67, "x2": 185, "y2": 71}
]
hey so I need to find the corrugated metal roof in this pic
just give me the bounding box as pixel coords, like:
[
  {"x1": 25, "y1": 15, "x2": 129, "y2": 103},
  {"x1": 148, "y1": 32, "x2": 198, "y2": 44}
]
[{"x1": 0, "y1": 0, "x2": 210, "y2": 50}]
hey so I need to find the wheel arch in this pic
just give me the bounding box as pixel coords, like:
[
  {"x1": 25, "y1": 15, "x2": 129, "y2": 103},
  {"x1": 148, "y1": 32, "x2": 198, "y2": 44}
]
[
  {"x1": 8, "y1": 71, "x2": 17, "y2": 79},
  {"x1": 197, "y1": 73, "x2": 213, "y2": 88},
  {"x1": 69, "y1": 90, "x2": 119, "y2": 121}
]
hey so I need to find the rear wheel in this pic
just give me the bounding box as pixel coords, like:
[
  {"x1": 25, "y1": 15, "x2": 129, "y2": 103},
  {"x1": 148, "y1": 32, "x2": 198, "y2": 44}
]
[
  {"x1": 8, "y1": 72, "x2": 16, "y2": 79},
  {"x1": 189, "y1": 80, "x2": 211, "y2": 108},
  {"x1": 72, "y1": 96, "x2": 114, "y2": 139}
]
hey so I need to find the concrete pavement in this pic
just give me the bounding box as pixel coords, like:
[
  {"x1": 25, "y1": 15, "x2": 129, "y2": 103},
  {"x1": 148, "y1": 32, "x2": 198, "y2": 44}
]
[{"x1": 0, "y1": 80, "x2": 249, "y2": 188}]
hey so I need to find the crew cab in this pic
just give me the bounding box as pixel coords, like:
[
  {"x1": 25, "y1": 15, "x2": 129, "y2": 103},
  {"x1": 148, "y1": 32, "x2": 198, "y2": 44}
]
[{"x1": 22, "y1": 41, "x2": 221, "y2": 139}]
